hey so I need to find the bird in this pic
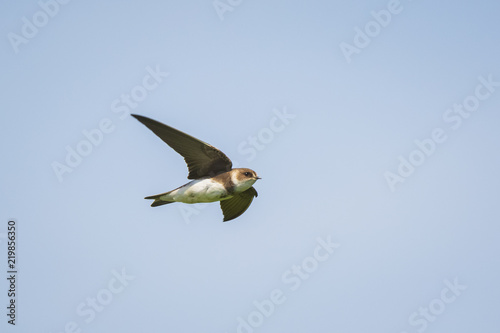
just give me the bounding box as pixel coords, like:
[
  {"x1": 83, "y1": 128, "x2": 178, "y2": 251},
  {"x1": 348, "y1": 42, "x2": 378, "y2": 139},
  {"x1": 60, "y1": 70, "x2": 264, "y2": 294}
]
[{"x1": 131, "y1": 114, "x2": 261, "y2": 222}]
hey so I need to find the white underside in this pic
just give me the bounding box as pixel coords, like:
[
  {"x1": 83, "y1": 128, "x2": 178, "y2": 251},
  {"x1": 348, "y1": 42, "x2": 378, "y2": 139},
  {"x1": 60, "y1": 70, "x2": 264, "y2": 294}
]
[{"x1": 160, "y1": 178, "x2": 230, "y2": 204}]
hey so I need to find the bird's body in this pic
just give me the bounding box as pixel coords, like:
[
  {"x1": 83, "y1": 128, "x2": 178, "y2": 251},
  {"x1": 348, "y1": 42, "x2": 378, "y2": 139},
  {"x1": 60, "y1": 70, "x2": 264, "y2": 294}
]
[
  {"x1": 131, "y1": 114, "x2": 260, "y2": 222},
  {"x1": 154, "y1": 177, "x2": 229, "y2": 204},
  {"x1": 146, "y1": 168, "x2": 257, "y2": 205}
]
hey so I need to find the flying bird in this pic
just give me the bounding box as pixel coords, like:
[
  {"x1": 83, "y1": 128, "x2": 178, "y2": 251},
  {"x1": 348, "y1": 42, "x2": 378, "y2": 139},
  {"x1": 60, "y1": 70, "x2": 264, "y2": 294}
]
[{"x1": 131, "y1": 114, "x2": 261, "y2": 222}]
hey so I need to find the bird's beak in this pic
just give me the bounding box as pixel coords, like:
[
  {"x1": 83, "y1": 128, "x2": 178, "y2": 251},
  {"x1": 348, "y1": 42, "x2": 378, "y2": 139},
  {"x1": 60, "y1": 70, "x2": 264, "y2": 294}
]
[{"x1": 255, "y1": 176, "x2": 262, "y2": 180}]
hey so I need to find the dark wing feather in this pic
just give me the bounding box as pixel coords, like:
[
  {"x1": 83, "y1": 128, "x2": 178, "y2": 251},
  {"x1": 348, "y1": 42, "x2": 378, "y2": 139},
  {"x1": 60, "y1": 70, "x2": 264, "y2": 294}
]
[
  {"x1": 220, "y1": 187, "x2": 258, "y2": 222},
  {"x1": 131, "y1": 114, "x2": 232, "y2": 179}
]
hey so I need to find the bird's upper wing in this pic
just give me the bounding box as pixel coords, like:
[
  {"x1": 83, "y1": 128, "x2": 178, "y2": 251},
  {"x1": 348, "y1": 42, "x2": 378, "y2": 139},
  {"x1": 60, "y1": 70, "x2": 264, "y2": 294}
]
[
  {"x1": 131, "y1": 114, "x2": 232, "y2": 179},
  {"x1": 220, "y1": 187, "x2": 258, "y2": 222}
]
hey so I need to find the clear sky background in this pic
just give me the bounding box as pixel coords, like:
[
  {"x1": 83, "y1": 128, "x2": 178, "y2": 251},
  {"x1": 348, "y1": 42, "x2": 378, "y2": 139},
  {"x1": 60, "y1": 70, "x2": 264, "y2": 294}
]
[{"x1": 1, "y1": 1, "x2": 500, "y2": 332}]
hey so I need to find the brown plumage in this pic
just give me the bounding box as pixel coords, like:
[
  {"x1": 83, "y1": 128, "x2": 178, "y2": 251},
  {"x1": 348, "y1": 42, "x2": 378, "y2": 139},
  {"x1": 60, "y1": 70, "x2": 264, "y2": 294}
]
[{"x1": 131, "y1": 114, "x2": 261, "y2": 222}]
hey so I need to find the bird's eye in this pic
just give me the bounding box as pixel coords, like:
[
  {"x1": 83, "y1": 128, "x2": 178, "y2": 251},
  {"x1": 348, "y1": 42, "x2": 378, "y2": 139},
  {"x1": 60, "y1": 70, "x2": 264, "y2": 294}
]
[{"x1": 244, "y1": 172, "x2": 251, "y2": 177}]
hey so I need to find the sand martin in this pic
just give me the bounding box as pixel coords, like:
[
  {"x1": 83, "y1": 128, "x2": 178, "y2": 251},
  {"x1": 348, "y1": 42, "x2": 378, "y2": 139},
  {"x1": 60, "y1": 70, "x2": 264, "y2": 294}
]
[{"x1": 131, "y1": 114, "x2": 261, "y2": 222}]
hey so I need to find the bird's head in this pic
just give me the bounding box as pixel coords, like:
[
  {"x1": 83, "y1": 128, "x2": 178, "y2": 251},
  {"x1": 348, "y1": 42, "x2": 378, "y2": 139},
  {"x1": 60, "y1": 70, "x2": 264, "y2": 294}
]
[{"x1": 231, "y1": 168, "x2": 261, "y2": 192}]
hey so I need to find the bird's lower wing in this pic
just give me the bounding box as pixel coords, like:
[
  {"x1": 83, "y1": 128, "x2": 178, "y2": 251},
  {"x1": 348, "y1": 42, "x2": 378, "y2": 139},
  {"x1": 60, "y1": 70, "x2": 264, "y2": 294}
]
[{"x1": 220, "y1": 187, "x2": 258, "y2": 222}]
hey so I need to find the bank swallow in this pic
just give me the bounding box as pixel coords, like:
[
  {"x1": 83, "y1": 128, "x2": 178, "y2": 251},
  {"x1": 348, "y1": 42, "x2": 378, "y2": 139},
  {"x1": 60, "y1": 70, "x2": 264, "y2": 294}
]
[{"x1": 131, "y1": 114, "x2": 261, "y2": 222}]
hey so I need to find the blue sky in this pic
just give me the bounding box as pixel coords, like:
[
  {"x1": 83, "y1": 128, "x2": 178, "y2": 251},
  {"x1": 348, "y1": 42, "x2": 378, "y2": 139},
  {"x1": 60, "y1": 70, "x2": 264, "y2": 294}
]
[{"x1": 1, "y1": 1, "x2": 500, "y2": 332}]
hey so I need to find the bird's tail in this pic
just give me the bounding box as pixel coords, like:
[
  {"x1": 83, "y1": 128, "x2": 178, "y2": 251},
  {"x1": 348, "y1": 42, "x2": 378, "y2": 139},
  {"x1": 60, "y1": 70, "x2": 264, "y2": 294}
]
[{"x1": 145, "y1": 192, "x2": 174, "y2": 207}]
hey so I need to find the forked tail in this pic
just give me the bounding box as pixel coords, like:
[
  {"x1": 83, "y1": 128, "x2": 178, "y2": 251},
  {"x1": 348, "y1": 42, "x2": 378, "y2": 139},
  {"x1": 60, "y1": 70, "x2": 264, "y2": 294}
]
[{"x1": 145, "y1": 192, "x2": 174, "y2": 207}]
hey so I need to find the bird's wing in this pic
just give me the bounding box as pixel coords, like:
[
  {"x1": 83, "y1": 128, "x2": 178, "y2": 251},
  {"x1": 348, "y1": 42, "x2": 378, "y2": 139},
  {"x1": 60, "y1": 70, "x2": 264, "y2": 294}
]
[
  {"x1": 131, "y1": 114, "x2": 232, "y2": 179},
  {"x1": 220, "y1": 187, "x2": 258, "y2": 222}
]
